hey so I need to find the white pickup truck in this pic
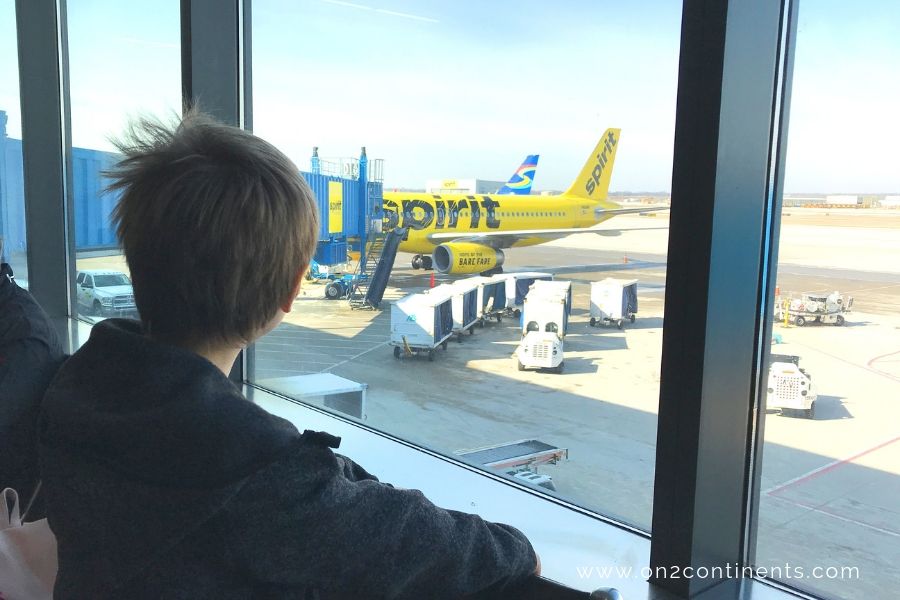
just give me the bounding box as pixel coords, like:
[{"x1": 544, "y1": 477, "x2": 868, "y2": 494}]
[{"x1": 76, "y1": 270, "x2": 137, "y2": 317}]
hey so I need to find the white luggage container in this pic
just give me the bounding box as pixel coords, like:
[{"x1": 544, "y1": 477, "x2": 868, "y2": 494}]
[
  {"x1": 529, "y1": 279, "x2": 573, "y2": 315},
  {"x1": 502, "y1": 272, "x2": 553, "y2": 317},
  {"x1": 458, "y1": 275, "x2": 507, "y2": 326},
  {"x1": 515, "y1": 288, "x2": 567, "y2": 373},
  {"x1": 430, "y1": 280, "x2": 480, "y2": 341},
  {"x1": 589, "y1": 278, "x2": 638, "y2": 329},
  {"x1": 390, "y1": 290, "x2": 454, "y2": 361}
]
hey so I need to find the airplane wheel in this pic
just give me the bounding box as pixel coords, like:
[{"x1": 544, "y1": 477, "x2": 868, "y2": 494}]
[
  {"x1": 411, "y1": 255, "x2": 422, "y2": 270},
  {"x1": 589, "y1": 317, "x2": 596, "y2": 327},
  {"x1": 393, "y1": 346, "x2": 401, "y2": 359},
  {"x1": 422, "y1": 256, "x2": 433, "y2": 270}
]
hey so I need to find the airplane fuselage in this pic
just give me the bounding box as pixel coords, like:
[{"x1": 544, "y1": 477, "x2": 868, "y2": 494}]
[{"x1": 383, "y1": 193, "x2": 621, "y2": 254}]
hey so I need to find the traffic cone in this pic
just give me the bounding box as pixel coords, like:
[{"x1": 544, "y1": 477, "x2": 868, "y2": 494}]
[
  {"x1": 430, "y1": 272, "x2": 435, "y2": 288},
  {"x1": 623, "y1": 255, "x2": 629, "y2": 264}
]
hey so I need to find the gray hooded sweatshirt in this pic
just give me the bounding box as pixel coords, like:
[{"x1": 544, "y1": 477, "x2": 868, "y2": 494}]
[{"x1": 39, "y1": 319, "x2": 537, "y2": 599}]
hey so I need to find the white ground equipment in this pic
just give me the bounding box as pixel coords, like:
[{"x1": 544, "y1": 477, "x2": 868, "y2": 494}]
[
  {"x1": 456, "y1": 439, "x2": 568, "y2": 491},
  {"x1": 590, "y1": 278, "x2": 638, "y2": 329},
  {"x1": 766, "y1": 354, "x2": 817, "y2": 419},
  {"x1": 464, "y1": 275, "x2": 508, "y2": 324},
  {"x1": 529, "y1": 279, "x2": 573, "y2": 316},
  {"x1": 774, "y1": 291, "x2": 852, "y2": 326},
  {"x1": 501, "y1": 271, "x2": 553, "y2": 317},
  {"x1": 390, "y1": 290, "x2": 454, "y2": 361},
  {"x1": 432, "y1": 280, "x2": 480, "y2": 341},
  {"x1": 515, "y1": 286, "x2": 567, "y2": 373}
]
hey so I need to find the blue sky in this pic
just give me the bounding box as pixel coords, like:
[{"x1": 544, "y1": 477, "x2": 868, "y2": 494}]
[{"x1": 1, "y1": 0, "x2": 898, "y2": 193}]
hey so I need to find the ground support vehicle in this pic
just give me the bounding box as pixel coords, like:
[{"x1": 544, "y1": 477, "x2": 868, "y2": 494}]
[
  {"x1": 305, "y1": 259, "x2": 347, "y2": 283},
  {"x1": 456, "y1": 439, "x2": 568, "y2": 491},
  {"x1": 390, "y1": 291, "x2": 454, "y2": 361},
  {"x1": 515, "y1": 287, "x2": 567, "y2": 373},
  {"x1": 774, "y1": 291, "x2": 852, "y2": 326},
  {"x1": 589, "y1": 278, "x2": 638, "y2": 329},
  {"x1": 432, "y1": 280, "x2": 480, "y2": 341},
  {"x1": 530, "y1": 279, "x2": 573, "y2": 315},
  {"x1": 767, "y1": 354, "x2": 817, "y2": 419},
  {"x1": 75, "y1": 270, "x2": 137, "y2": 317},
  {"x1": 323, "y1": 273, "x2": 369, "y2": 300},
  {"x1": 500, "y1": 271, "x2": 553, "y2": 318}
]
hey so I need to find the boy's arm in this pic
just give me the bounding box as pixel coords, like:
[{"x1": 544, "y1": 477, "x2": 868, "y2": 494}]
[{"x1": 225, "y1": 451, "x2": 538, "y2": 599}]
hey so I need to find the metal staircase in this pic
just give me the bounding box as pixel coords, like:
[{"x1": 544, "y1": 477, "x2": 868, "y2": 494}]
[{"x1": 347, "y1": 223, "x2": 403, "y2": 309}]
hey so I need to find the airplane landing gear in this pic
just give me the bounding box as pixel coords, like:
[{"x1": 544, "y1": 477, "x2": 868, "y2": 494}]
[{"x1": 411, "y1": 255, "x2": 433, "y2": 270}]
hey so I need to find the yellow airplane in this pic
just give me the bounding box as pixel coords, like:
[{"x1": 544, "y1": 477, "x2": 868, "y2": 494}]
[{"x1": 382, "y1": 129, "x2": 665, "y2": 274}]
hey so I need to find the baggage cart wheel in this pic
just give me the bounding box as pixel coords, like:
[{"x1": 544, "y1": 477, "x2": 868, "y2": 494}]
[
  {"x1": 794, "y1": 315, "x2": 806, "y2": 327},
  {"x1": 517, "y1": 360, "x2": 526, "y2": 372},
  {"x1": 513, "y1": 309, "x2": 521, "y2": 318},
  {"x1": 630, "y1": 314, "x2": 636, "y2": 323},
  {"x1": 804, "y1": 401, "x2": 817, "y2": 420},
  {"x1": 616, "y1": 319, "x2": 624, "y2": 329},
  {"x1": 442, "y1": 340, "x2": 448, "y2": 350},
  {"x1": 835, "y1": 314, "x2": 845, "y2": 326},
  {"x1": 479, "y1": 319, "x2": 485, "y2": 328},
  {"x1": 428, "y1": 349, "x2": 435, "y2": 362},
  {"x1": 589, "y1": 317, "x2": 596, "y2": 327},
  {"x1": 457, "y1": 333, "x2": 463, "y2": 343},
  {"x1": 468, "y1": 327, "x2": 474, "y2": 335},
  {"x1": 393, "y1": 346, "x2": 401, "y2": 359},
  {"x1": 496, "y1": 314, "x2": 502, "y2": 323}
]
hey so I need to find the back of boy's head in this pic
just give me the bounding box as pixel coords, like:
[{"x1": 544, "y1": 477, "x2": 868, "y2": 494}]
[{"x1": 108, "y1": 109, "x2": 319, "y2": 346}]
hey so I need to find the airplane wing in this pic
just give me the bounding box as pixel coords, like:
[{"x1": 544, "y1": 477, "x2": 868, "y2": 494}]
[{"x1": 428, "y1": 206, "x2": 669, "y2": 248}]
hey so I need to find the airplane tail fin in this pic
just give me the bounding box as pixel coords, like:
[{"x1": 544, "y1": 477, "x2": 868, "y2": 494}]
[
  {"x1": 497, "y1": 154, "x2": 539, "y2": 195},
  {"x1": 564, "y1": 128, "x2": 621, "y2": 200}
]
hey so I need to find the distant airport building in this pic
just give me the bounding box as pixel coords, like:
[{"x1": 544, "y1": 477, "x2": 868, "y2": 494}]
[
  {"x1": 425, "y1": 178, "x2": 507, "y2": 194},
  {"x1": 825, "y1": 194, "x2": 860, "y2": 206},
  {"x1": 881, "y1": 195, "x2": 900, "y2": 208}
]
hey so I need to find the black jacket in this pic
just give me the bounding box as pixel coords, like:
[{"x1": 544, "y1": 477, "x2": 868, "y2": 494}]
[
  {"x1": 0, "y1": 263, "x2": 65, "y2": 517},
  {"x1": 39, "y1": 319, "x2": 537, "y2": 599}
]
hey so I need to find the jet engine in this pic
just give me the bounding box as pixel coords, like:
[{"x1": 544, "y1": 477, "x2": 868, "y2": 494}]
[{"x1": 432, "y1": 242, "x2": 505, "y2": 275}]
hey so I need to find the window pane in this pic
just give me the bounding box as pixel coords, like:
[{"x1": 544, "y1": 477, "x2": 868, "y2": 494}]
[
  {"x1": 755, "y1": 2, "x2": 900, "y2": 597},
  {"x1": 67, "y1": 1, "x2": 180, "y2": 320},
  {"x1": 249, "y1": 1, "x2": 681, "y2": 530},
  {"x1": 0, "y1": 0, "x2": 27, "y2": 285}
]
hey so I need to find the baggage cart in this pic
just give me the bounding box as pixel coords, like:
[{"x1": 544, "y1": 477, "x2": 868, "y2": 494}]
[
  {"x1": 501, "y1": 271, "x2": 553, "y2": 317},
  {"x1": 430, "y1": 280, "x2": 480, "y2": 341},
  {"x1": 589, "y1": 278, "x2": 638, "y2": 328},
  {"x1": 390, "y1": 290, "x2": 454, "y2": 361}
]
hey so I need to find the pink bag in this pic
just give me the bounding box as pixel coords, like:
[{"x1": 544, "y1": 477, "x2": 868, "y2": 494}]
[{"x1": 0, "y1": 487, "x2": 57, "y2": 600}]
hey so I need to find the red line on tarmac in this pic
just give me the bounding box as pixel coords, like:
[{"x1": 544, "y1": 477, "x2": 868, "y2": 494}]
[
  {"x1": 764, "y1": 435, "x2": 900, "y2": 497},
  {"x1": 792, "y1": 341, "x2": 900, "y2": 384},
  {"x1": 867, "y1": 350, "x2": 900, "y2": 382},
  {"x1": 767, "y1": 495, "x2": 900, "y2": 538}
]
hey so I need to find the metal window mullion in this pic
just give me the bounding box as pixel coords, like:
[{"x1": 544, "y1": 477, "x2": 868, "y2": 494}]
[
  {"x1": 650, "y1": 0, "x2": 788, "y2": 597},
  {"x1": 16, "y1": 0, "x2": 75, "y2": 319},
  {"x1": 180, "y1": 0, "x2": 251, "y2": 384}
]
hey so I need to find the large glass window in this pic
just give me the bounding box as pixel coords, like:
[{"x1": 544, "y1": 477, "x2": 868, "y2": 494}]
[
  {"x1": 67, "y1": 0, "x2": 180, "y2": 320},
  {"x1": 755, "y1": 2, "x2": 900, "y2": 598},
  {"x1": 0, "y1": 0, "x2": 26, "y2": 284},
  {"x1": 250, "y1": 0, "x2": 682, "y2": 529}
]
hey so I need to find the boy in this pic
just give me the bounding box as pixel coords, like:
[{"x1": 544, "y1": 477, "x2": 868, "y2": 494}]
[{"x1": 39, "y1": 111, "x2": 539, "y2": 599}]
